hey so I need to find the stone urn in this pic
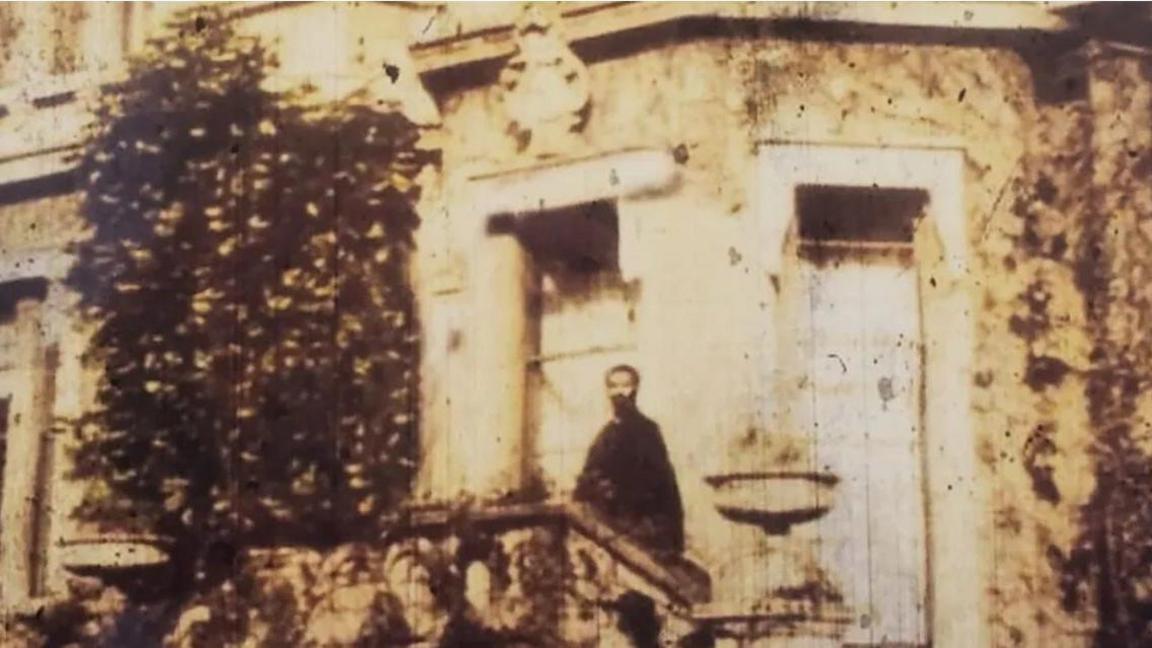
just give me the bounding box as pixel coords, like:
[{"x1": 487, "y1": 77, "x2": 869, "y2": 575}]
[
  {"x1": 706, "y1": 470, "x2": 837, "y2": 535},
  {"x1": 701, "y1": 429, "x2": 850, "y2": 639}
]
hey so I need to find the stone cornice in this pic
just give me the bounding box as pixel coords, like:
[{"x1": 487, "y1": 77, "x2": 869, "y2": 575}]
[
  {"x1": 0, "y1": 2, "x2": 1107, "y2": 188},
  {"x1": 410, "y1": 1, "x2": 1072, "y2": 74}
]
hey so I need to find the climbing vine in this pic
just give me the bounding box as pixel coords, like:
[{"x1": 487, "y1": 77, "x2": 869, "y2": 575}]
[{"x1": 67, "y1": 6, "x2": 433, "y2": 584}]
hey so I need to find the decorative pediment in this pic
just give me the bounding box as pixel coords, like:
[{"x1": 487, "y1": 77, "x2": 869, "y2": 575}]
[{"x1": 498, "y1": 5, "x2": 591, "y2": 157}]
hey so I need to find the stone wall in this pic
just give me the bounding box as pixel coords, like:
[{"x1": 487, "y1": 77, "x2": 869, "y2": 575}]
[{"x1": 423, "y1": 28, "x2": 1101, "y2": 645}]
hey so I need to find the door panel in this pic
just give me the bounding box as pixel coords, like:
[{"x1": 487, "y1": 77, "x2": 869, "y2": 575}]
[{"x1": 785, "y1": 253, "x2": 929, "y2": 646}]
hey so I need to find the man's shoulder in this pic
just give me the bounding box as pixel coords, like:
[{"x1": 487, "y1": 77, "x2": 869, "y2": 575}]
[
  {"x1": 587, "y1": 420, "x2": 620, "y2": 451},
  {"x1": 597, "y1": 413, "x2": 664, "y2": 440},
  {"x1": 634, "y1": 412, "x2": 661, "y2": 431},
  {"x1": 628, "y1": 413, "x2": 668, "y2": 445}
]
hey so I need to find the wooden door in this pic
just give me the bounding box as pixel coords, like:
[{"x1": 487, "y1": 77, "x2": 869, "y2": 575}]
[{"x1": 786, "y1": 246, "x2": 930, "y2": 646}]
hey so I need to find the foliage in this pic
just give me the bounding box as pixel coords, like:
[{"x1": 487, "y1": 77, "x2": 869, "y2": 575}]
[
  {"x1": 67, "y1": 7, "x2": 432, "y2": 577},
  {"x1": 166, "y1": 545, "x2": 422, "y2": 648},
  {"x1": 1054, "y1": 53, "x2": 1152, "y2": 647}
]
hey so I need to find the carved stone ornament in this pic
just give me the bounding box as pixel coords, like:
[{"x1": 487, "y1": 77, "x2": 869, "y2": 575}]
[{"x1": 498, "y1": 5, "x2": 591, "y2": 156}]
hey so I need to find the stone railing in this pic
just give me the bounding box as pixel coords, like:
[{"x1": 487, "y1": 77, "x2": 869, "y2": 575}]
[
  {"x1": 163, "y1": 500, "x2": 713, "y2": 646},
  {"x1": 374, "y1": 500, "x2": 713, "y2": 645},
  {"x1": 31, "y1": 496, "x2": 860, "y2": 646},
  {"x1": 14, "y1": 499, "x2": 713, "y2": 646}
]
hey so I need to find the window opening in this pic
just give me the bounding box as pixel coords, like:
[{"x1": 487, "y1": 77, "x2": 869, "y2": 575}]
[
  {"x1": 795, "y1": 184, "x2": 927, "y2": 264},
  {"x1": 516, "y1": 200, "x2": 635, "y2": 364},
  {"x1": 510, "y1": 201, "x2": 639, "y2": 493}
]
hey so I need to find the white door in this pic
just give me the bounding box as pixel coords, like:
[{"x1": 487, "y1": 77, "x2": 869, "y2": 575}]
[{"x1": 785, "y1": 249, "x2": 929, "y2": 646}]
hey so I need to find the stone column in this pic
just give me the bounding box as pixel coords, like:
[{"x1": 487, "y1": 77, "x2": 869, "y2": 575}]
[
  {"x1": 468, "y1": 223, "x2": 533, "y2": 498},
  {"x1": 80, "y1": 4, "x2": 126, "y2": 75},
  {"x1": 1, "y1": 296, "x2": 50, "y2": 604}
]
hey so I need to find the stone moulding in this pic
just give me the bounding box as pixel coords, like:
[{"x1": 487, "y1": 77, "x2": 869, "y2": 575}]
[
  {"x1": 692, "y1": 603, "x2": 854, "y2": 645},
  {"x1": 411, "y1": 2, "x2": 1069, "y2": 74},
  {"x1": 57, "y1": 534, "x2": 173, "y2": 573},
  {"x1": 498, "y1": 5, "x2": 591, "y2": 156},
  {"x1": 464, "y1": 147, "x2": 680, "y2": 216},
  {"x1": 0, "y1": 250, "x2": 73, "y2": 285}
]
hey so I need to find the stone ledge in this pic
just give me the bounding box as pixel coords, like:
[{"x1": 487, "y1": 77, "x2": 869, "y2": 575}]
[{"x1": 464, "y1": 147, "x2": 680, "y2": 216}]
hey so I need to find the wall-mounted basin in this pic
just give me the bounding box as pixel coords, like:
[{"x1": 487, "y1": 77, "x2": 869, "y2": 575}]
[{"x1": 704, "y1": 471, "x2": 838, "y2": 534}]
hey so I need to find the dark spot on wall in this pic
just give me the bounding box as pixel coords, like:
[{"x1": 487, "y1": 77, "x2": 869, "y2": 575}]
[
  {"x1": 1009, "y1": 280, "x2": 1052, "y2": 340},
  {"x1": 827, "y1": 353, "x2": 846, "y2": 374},
  {"x1": 727, "y1": 247, "x2": 742, "y2": 266},
  {"x1": 672, "y1": 144, "x2": 689, "y2": 164},
  {"x1": 877, "y1": 376, "x2": 896, "y2": 406},
  {"x1": 1023, "y1": 424, "x2": 1061, "y2": 504},
  {"x1": 1034, "y1": 176, "x2": 1058, "y2": 204},
  {"x1": 1025, "y1": 354, "x2": 1071, "y2": 391},
  {"x1": 384, "y1": 63, "x2": 400, "y2": 84}
]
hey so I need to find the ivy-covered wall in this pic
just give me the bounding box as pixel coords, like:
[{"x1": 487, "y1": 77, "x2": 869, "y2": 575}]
[{"x1": 424, "y1": 28, "x2": 1128, "y2": 646}]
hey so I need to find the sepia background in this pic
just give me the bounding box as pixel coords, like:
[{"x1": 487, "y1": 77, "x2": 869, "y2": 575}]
[{"x1": 1, "y1": 2, "x2": 1151, "y2": 646}]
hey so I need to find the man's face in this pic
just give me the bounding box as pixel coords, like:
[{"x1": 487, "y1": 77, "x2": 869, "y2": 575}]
[{"x1": 606, "y1": 370, "x2": 638, "y2": 415}]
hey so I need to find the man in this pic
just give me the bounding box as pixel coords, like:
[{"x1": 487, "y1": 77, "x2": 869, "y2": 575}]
[{"x1": 574, "y1": 365, "x2": 685, "y2": 555}]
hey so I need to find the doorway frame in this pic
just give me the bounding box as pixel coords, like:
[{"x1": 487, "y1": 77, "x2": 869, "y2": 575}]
[{"x1": 754, "y1": 142, "x2": 984, "y2": 647}]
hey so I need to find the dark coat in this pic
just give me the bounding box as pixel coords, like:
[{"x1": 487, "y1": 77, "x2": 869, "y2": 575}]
[{"x1": 573, "y1": 410, "x2": 685, "y2": 554}]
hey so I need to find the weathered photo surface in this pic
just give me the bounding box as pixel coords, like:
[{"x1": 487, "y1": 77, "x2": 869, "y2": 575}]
[{"x1": 0, "y1": 2, "x2": 1149, "y2": 646}]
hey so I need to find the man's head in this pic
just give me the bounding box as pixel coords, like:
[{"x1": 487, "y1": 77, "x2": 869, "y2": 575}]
[{"x1": 605, "y1": 364, "x2": 640, "y2": 417}]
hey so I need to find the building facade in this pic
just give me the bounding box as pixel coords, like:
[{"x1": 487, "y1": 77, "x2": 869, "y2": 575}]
[{"x1": 2, "y1": 2, "x2": 1151, "y2": 646}]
